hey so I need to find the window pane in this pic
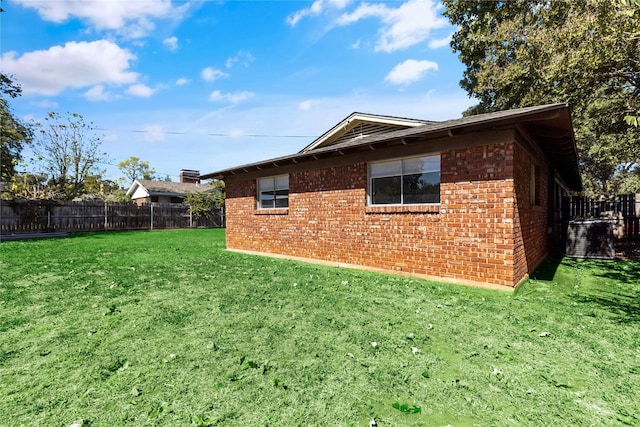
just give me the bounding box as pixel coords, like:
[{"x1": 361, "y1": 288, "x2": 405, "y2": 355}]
[
  {"x1": 403, "y1": 155, "x2": 440, "y2": 174},
  {"x1": 259, "y1": 177, "x2": 274, "y2": 192},
  {"x1": 421, "y1": 155, "x2": 440, "y2": 173},
  {"x1": 403, "y1": 172, "x2": 440, "y2": 204},
  {"x1": 274, "y1": 189, "x2": 289, "y2": 208},
  {"x1": 402, "y1": 157, "x2": 425, "y2": 175},
  {"x1": 258, "y1": 175, "x2": 289, "y2": 209},
  {"x1": 369, "y1": 156, "x2": 440, "y2": 206},
  {"x1": 260, "y1": 191, "x2": 275, "y2": 208},
  {"x1": 372, "y1": 176, "x2": 401, "y2": 204},
  {"x1": 275, "y1": 175, "x2": 289, "y2": 190},
  {"x1": 371, "y1": 160, "x2": 402, "y2": 178}
]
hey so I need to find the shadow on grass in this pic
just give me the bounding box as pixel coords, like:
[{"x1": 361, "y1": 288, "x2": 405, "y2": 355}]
[
  {"x1": 68, "y1": 230, "x2": 149, "y2": 239},
  {"x1": 529, "y1": 256, "x2": 563, "y2": 281},
  {"x1": 563, "y1": 257, "x2": 640, "y2": 324}
]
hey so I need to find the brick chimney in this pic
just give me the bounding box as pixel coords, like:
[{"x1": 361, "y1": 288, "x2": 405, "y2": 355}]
[{"x1": 179, "y1": 169, "x2": 200, "y2": 184}]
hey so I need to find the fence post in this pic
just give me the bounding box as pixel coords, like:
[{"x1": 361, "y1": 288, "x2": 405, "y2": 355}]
[
  {"x1": 189, "y1": 205, "x2": 193, "y2": 228},
  {"x1": 104, "y1": 201, "x2": 108, "y2": 230},
  {"x1": 150, "y1": 204, "x2": 154, "y2": 230}
]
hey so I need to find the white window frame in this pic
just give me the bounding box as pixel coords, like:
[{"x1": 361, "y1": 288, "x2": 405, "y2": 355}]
[
  {"x1": 257, "y1": 175, "x2": 289, "y2": 209},
  {"x1": 368, "y1": 154, "x2": 440, "y2": 206}
]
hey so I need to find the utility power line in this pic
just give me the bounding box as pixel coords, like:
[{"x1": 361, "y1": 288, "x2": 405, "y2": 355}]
[{"x1": 95, "y1": 128, "x2": 318, "y2": 139}]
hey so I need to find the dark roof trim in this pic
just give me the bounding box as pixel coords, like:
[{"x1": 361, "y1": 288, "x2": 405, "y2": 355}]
[{"x1": 201, "y1": 103, "x2": 581, "y2": 190}]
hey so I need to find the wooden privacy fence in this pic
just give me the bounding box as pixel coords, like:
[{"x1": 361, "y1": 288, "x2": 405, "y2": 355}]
[
  {"x1": 565, "y1": 193, "x2": 640, "y2": 242},
  {"x1": 0, "y1": 200, "x2": 224, "y2": 234}
]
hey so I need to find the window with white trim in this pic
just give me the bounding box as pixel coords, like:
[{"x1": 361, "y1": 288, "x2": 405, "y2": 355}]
[
  {"x1": 258, "y1": 175, "x2": 289, "y2": 209},
  {"x1": 369, "y1": 154, "x2": 440, "y2": 205}
]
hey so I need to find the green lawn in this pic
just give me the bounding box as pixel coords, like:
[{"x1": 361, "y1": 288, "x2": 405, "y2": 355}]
[{"x1": 1, "y1": 229, "x2": 639, "y2": 426}]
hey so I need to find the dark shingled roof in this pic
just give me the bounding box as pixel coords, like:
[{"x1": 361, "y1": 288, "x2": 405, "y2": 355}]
[
  {"x1": 201, "y1": 103, "x2": 581, "y2": 190},
  {"x1": 127, "y1": 180, "x2": 212, "y2": 197}
]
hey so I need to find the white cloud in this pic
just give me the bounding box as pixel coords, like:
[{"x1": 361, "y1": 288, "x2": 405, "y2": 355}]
[
  {"x1": 201, "y1": 67, "x2": 229, "y2": 82},
  {"x1": 209, "y1": 90, "x2": 255, "y2": 104},
  {"x1": 12, "y1": 0, "x2": 187, "y2": 38},
  {"x1": 126, "y1": 83, "x2": 155, "y2": 97},
  {"x1": 163, "y1": 36, "x2": 179, "y2": 51},
  {"x1": 119, "y1": 17, "x2": 156, "y2": 39},
  {"x1": 336, "y1": 0, "x2": 448, "y2": 52},
  {"x1": 175, "y1": 77, "x2": 190, "y2": 86},
  {"x1": 225, "y1": 51, "x2": 255, "y2": 69},
  {"x1": 332, "y1": 0, "x2": 352, "y2": 8},
  {"x1": 428, "y1": 33, "x2": 453, "y2": 49},
  {"x1": 229, "y1": 129, "x2": 246, "y2": 138},
  {"x1": 385, "y1": 59, "x2": 438, "y2": 86},
  {"x1": 0, "y1": 40, "x2": 138, "y2": 96},
  {"x1": 299, "y1": 99, "x2": 320, "y2": 111},
  {"x1": 30, "y1": 99, "x2": 59, "y2": 109},
  {"x1": 143, "y1": 124, "x2": 165, "y2": 142},
  {"x1": 84, "y1": 85, "x2": 113, "y2": 101},
  {"x1": 336, "y1": 3, "x2": 384, "y2": 25},
  {"x1": 287, "y1": 0, "x2": 351, "y2": 26}
]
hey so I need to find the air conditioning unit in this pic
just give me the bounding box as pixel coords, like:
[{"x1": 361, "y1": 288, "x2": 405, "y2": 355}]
[{"x1": 566, "y1": 219, "x2": 615, "y2": 259}]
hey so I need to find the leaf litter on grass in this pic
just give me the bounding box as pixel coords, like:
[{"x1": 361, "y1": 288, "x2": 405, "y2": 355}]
[{"x1": 1, "y1": 230, "x2": 639, "y2": 425}]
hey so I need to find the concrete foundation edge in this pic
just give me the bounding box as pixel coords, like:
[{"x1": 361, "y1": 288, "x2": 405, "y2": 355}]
[{"x1": 227, "y1": 248, "x2": 517, "y2": 292}]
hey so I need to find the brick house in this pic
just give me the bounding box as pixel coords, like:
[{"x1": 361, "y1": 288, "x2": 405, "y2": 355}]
[{"x1": 201, "y1": 104, "x2": 581, "y2": 289}]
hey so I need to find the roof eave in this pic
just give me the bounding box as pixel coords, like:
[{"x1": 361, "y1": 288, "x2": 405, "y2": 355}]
[
  {"x1": 144, "y1": 191, "x2": 187, "y2": 197},
  {"x1": 200, "y1": 127, "x2": 460, "y2": 180},
  {"x1": 201, "y1": 104, "x2": 580, "y2": 187}
]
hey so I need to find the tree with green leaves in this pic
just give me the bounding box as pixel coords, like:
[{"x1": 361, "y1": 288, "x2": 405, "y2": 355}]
[
  {"x1": 183, "y1": 180, "x2": 225, "y2": 220},
  {"x1": 118, "y1": 156, "x2": 156, "y2": 184},
  {"x1": 4, "y1": 172, "x2": 49, "y2": 200},
  {"x1": 1, "y1": 73, "x2": 33, "y2": 183},
  {"x1": 442, "y1": 0, "x2": 640, "y2": 195},
  {"x1": 32, "y1": 112, "x2": 107, "y2": 200}
]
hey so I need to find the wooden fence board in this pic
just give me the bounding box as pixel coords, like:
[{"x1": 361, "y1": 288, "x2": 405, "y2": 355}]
[
  {"x1": 0, "y1": 200, "x2": 224, "y2": 235},
  {"x1": 565, "y1": 193, "x2": 639, "y2": 242}
]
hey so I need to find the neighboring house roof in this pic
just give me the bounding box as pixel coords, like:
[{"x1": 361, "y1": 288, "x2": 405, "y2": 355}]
[
  {"x1": 299, "y1": 112, "x2": 434, "y2": 153},
  {"x1": 201, "y1": 103, "x2": 581, "y2": 191},
  {"x1": 126, "y1": 179, "x2": 211, "y2": 199}
]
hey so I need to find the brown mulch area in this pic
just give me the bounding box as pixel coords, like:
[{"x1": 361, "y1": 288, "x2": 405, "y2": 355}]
[{"x1": 615, "y1": 241, "x2": 640, "y2": 261}]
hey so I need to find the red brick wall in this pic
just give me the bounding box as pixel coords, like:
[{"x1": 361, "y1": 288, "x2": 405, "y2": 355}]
[
  {"x1": 225, "y1": 139, "x2": 549, "y2": 288},
  {"x1": 513, "y1": 143, "x2": 550, "y2": 284},
  {"x1": 439, "y1": 143, "x2": 517, "y2": 286}
]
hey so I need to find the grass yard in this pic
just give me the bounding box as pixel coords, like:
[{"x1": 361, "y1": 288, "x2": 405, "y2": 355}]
[{"x1": 1, "y1": 229, "x2": 639, "y2": 426}]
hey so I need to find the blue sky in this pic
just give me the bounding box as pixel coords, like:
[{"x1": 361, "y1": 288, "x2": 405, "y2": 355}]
[{"x1": 1, "y1": 0, "x2": 475, "y2": 184}]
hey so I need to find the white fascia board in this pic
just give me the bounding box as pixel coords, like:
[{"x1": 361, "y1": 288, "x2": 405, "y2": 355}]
[
  {"x1": 300, "y1": 112, "x2": 430, "y2": 153},
  {"x1": 130, "y1": 185, "x2": 151, "y2": 200},
  {"x1": 126, "y1": 180, "x2": 142, "y2": 197}
]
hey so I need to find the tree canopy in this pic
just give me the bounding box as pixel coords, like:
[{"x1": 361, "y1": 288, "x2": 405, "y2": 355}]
[
  {"x1": 118, "y1": 156, "x2": 156, "y2": 184},
  {"x1": 443, "y1": 0, "x2": 640, "y2": 195},
  {"x1": 0, "y1": 73, "x2": 32, "y2": 183},
  {"x1": 183, "y1": 180, "x2": 225, "y2": 220},
  {"x1": 32, "y1": 112, "x2": 108, "y2": 200}
]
